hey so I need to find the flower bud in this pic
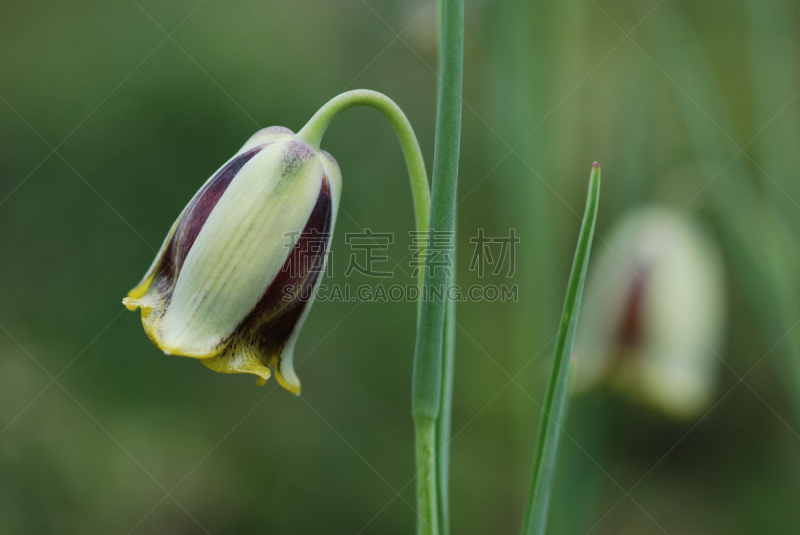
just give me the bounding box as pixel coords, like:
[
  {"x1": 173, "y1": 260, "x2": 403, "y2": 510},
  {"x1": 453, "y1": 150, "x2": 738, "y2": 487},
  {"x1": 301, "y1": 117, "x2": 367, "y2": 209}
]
[
  {"x1": 573, "y1": 206, "x2": 726, "y2": 418},
  {"x1": 123, "y1": 126, "x2": 341, "y2": 393}
]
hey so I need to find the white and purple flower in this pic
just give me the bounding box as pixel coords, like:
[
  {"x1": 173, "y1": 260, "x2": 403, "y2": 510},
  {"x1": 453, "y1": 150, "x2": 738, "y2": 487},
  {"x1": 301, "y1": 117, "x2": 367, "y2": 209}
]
[
  {"x1": 573, "y1": 206, "x2": 727, "y2": 418},
  {"x1": 123, "y1": 127, "x2": 341, "y2": 393}
]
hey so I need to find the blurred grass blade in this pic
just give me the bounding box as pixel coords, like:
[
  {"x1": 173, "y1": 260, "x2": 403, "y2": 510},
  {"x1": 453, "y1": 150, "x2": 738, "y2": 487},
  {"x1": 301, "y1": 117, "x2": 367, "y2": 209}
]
[
  {"x1": 522, "y1": 164, "x2": 600, "y2": 535},
  {"x1": 644, "y1": 2, "x2": 800, "y2": 419},
  {"x1": 745, "y1": 0, "x2": 800, "y2": 223}
]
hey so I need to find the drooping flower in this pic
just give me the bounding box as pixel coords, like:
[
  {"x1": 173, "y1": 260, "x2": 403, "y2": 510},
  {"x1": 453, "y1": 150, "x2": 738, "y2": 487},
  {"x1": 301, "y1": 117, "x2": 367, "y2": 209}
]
[
  {"x1": 573, "y1": 206, "x2": 727, "y2": 418},
  {"x1": 123, "y1": 126, "x2": 341, "y2": 393}
]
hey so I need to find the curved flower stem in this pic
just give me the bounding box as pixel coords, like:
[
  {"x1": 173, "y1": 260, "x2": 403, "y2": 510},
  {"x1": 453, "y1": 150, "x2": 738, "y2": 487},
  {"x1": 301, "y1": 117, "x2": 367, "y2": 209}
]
[
  {"x1": 297, "y1": 89, "x2": 440, "y2": 533},
  {"x1": 297, "y1": 90, "x2": 430, "y2": 293}
]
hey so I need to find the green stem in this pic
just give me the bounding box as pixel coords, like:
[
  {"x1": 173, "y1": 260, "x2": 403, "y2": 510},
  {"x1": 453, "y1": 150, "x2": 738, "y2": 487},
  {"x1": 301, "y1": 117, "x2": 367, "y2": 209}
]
[
  {"x1": 412, "y1": 0, "x2": 463, "y2": 532},
  {"x1": 297, "y1": 90, "x2": 431, "y2": 292},
  {"x1": 436, "y1": 266, "x2": 456, "y2": 535},
  {"x1": 415, "y1": 419, "x2": 440, "y2": 535}
]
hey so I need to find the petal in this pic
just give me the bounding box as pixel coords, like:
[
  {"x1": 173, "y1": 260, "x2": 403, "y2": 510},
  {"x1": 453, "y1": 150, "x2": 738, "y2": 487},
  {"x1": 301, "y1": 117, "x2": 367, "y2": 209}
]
[
  {"x1": 123, "y1": 145, "x2": 265, "y2": 331},
  {"x1": 201, "y1": 343, "x2": 274, "y2": 386},
  {"x1": 635, "y1": 214, "x2": 725, "y2": 417},
  {"x1": 237, "y1": 126, "x2": 294, "y2": 155},
  {"x1": 124, "y1": 204, "x2": 187, "y2": 309},
  {"x1": 573, "y1": 206, "x2": 726, "y2": 417},
  {"x1": 319, "y1": 149, "x2": 342, "y2": 212},
  {"x1": 201, "y1": 175, "x2": 335, "y2": 393},
  {"x1": 152, "y1": 139, "x2": 324, "y2": 357}
]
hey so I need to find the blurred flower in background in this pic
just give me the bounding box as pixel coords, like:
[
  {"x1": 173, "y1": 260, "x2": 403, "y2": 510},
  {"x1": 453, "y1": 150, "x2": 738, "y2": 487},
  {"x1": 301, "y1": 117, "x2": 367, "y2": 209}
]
[{"x1": 574, "y1": 206, "x2": 727, "y2": 418}]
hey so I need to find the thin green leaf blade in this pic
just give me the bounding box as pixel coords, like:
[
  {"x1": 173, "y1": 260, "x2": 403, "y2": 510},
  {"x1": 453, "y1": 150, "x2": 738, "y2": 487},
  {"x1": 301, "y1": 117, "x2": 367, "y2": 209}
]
[{"x1": 522, "y1": 163, "x2": 601, "y2": 535}]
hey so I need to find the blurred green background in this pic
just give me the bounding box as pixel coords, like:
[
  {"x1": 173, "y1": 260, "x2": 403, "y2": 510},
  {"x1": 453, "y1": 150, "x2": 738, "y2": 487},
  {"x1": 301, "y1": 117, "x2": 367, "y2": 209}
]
[{"x1": 2, "y1": 0, "x2": 800, "y2": 533}]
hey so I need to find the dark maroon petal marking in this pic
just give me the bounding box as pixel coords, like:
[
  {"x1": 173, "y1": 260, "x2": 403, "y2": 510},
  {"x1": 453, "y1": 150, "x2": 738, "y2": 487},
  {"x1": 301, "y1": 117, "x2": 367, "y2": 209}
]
[
  {"x1": 174, "y1": 146, "x2": 264, "y2": 269},
  {"x1": 617, "y1": 267, "x2": 649, "y2": 349},
  {"x1": 150, "y1": 146, "x2": 263, "y2": 293},
  {"x1": 232, "y1": 176, "x2": 333, "y2": 357}
]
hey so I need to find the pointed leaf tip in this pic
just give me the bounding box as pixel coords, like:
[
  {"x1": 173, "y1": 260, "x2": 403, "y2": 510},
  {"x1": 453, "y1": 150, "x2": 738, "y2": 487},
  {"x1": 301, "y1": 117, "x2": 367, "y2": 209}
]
[{"x1": 522, "y1": 164, "x2": 600, "y2": 535}]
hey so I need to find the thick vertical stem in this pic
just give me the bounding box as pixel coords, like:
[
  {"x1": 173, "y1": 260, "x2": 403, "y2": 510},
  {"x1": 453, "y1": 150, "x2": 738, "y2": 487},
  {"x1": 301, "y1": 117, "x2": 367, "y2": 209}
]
[
  {"x1": 436, "y1": 268, "x2": 456, "y2": 535},
  {"x1": 411, "y1": 0, "x2": 463, "y2": 532},
  {"x1": 415, "y1": 420, "x2": 440, "y2": 535}
]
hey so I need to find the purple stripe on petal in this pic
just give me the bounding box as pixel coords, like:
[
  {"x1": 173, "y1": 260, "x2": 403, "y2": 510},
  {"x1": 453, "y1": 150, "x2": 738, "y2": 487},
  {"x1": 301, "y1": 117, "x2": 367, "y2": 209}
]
[
  {"x1": 153, "y1": 146, "x2": 263, "y2": 291},
  {"x1": 232, "y1": 176, "x2": 333, "y2": 357},
  {"x1": 617, "y1": 265, "x2": 650, "y2": 349},
  {"x1": 174, "y1": 146, "x2": 264, "y2": 269}
]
